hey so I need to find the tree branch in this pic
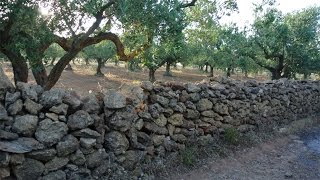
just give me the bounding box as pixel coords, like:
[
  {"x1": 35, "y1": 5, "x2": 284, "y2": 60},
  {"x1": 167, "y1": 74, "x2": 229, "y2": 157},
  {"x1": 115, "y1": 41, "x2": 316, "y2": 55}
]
[{"x1": 179, "y1": 0, "x2": 197, "y2": 8}]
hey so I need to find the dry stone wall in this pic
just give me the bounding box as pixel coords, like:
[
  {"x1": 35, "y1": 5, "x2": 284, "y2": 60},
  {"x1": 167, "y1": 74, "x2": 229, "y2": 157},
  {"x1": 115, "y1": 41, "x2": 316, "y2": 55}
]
[{"x1": 0, "y1": 77, "x2": 320, "y2": 179}]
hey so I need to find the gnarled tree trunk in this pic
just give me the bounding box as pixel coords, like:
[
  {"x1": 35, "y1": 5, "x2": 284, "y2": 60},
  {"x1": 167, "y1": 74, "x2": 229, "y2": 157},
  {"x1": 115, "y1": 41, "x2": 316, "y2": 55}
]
[
  {"x1": 163, "y1": 61, "x2": 172, "y2": 76},
  {"x1": 95, "y1": 58, "x2": 104, "y2": 77},
  {"x1": 149, "y1": 68, "x2": 156, "y2": 82}
]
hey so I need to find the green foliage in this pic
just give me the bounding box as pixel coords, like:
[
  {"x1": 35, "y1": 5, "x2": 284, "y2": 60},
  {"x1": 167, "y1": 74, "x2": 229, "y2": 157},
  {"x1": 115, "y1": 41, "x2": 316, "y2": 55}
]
[
  {"x1": 224, "y1": 127, "x2": 240, "y2": 145},
  {"x1": 180, "y1": 146, "x2": 197, "y2": 167},
  {"x1": 83, "y1": 41, "x2": 116, "y2": 61}
]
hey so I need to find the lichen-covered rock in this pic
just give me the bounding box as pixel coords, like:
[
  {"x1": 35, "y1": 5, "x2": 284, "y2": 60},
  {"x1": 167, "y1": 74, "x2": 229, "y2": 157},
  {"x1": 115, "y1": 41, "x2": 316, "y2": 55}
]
[
  {"x1": 13, "y1": 158, "x2": 44, "y2": 180},
  {"x1": 153, "y1": 114, "x2": 167, "y2": 127},
  {"x1": 186, "y1": 83, "x2": 201, "y2": 93},
  {"x1": 35, "y1": 119, "x2": 68, "y2": 146},
  {"x1": 0, "y1": 104, "x2": 10, "y2": 121},
  {"x1": 56, "y1": 134, "x2": 79, "y2": 156},
  {"x1": 168, "y1": 114, "x2": 184, "y2": 126},
  {"x1": 82, "y1": 95, "x2": 101, "y2": 114},
  {"x1": 213, "y1": 103, "x2": 229, "y2": 115},
  {"x1": 16, "y1": 82, "x2": 40, "y2": 101},
  {"x1": 104, "y1": 90, "x2": 126, "y2": 109},
  {"x1": 49, "y1": 103, "x2": 68, "y2": 115},
  {"x1": 196, "y1": 98, "x2": 213, "y2": 111},
  {"x1": 5, "y1": 92, "x2": 21, "y2": 107},
  {"x1": 12, "y1": 115, "x2": 38, "y2": 137},
  {"x1": 39, "y1": 89, "x2": 65, "y2": 108},
  {"x1": 107, "y1": 106, "x2": 138, "y2": 132},
  {"x1": 150, "y1": 95, "x2": 169, "y2": 107},
  {"x1": 140, "y1": 81, "x2": 153, "y2": 91},
  {"x1": 143, "y1": 122, "x2": 169, "y2": 135},
  {"x1": 7, "y1": 99, "x2": 23, "y2": 115},
  {"x1": 24, "y1": 98, "x2": 43, "y2": 115},
  {"x1": 120, "y1": 150, "x2": 146, "y2": 170},
  {"x1": 67, "y1": 110, "x2": 94, "y2": 130},
  {"x1": 105, "y1": 131, "x2": 129, "y2": 155},
  {"x1": 183, "y1": 109, "x2": 200, "y2": 119}
]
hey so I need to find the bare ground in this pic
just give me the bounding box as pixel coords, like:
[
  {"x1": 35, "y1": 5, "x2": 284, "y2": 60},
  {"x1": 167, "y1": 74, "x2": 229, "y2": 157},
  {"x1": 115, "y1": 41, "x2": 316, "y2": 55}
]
[
  {"x1": 164, "y1": 119, "x2": 320, "y2": 180},
  {"x1": 1, "y1": 62, "x2": 269, "y2": 96}
]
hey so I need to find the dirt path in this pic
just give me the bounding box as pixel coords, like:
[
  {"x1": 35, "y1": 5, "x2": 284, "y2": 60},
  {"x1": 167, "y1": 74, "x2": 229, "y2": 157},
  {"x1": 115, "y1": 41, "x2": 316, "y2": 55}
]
[{"x1": 166, "y1": 128, "x2": 320, "y2": 180}]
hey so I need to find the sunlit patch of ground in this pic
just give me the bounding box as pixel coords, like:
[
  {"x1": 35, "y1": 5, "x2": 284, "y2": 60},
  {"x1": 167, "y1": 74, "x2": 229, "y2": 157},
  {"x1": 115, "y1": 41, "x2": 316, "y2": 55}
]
[{"x1": 2, "y1": 61, "x2": 271, "y2": 96}]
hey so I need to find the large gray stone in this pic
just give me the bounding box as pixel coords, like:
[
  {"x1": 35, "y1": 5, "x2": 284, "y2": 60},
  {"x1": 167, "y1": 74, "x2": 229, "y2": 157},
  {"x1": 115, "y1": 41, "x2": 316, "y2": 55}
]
[
  {"x1": 143, "y1": 122, "x2": 169, "y2": 135},
  {"x1": 24, "y1": 98, "x2": 43, "y2": 115},
  {"x1": 107, "y1": 106, "x2": 138, "y2": 132},
  {"x1": 0, "y1": 129, "x2": 19, "y2": 140},
  {"x1": 82, "y1": 94, "x2": 101, "y2": 114},
  {"x1": 196, "y1": 98, "x2": 213, "y2": 111},
  {"x1": 0, "y1": 64, "x2": 14, "y2": 102},
  {"x1": 56, "y1": 134, "x2": 79, "y2": 156},
  {"x1": 183, "y1": 109, "x2": 200, "y2": 119},
  {"x1": 35, "y1": 119, "x2": 68, "y2": 146},
  {"x1": 67, "y1": 110, "x2": 94, "y2": 130},
  {"x1": 0, "y1": 167, "x2": 10, "y2": 179},
  {"x1": 168, "y1": 114, "x2": 184, "y2": 126},
  {"x1": 45, "y1": 157, "x2": 69, "y2": 172},
  {"x1": 0, "y1": 104, "x2": 10, "y2": 121},
  {"x1": 13, "y1": 158, "x2": 44, "y2": 180},
  {"x1": 140, "y1": 81, "x2": 153, "y2": 91},
  {"x1": 40, "y1": 170, "x2": 66, "y2": 180},
  {"x1": 72, "y1": 128, "x2": 101, "y2": 138},
  {"x1": 12, "y1": 115, "x2": 38, "y2": 137},
  {"x1": 104, "y1": 90, "x2": 126, "y2": 109},
  {"x1": 186, "y1": 83, "x2": 201, "y2": 93},
  {"x1": 120, "y1": 150, "x2": 146, "y2": 171},
  {"x1": 62, "y1": 91, "x2": 82, "y2": 110},
  {"x1": 150, "y1": 95, "x2": 169, "y2": 107},
  {"x1": 0, "y1": 138, "x2": 44, "y2": 153},
  {"x1": 70, "y1": 150, "x2": 86, "y2": 166},
  {"x1": 105, "y1": 131, "x2": 129, "y2": 155},
  {"x1": 86, "y1": 149, "x2": 108, "y2": 168},
  {"x1": 7, "y1": 99, "x2": 23, "y2": 115},
  {"x1": 213, "y1": 103, "x2": 229, "y2": 115},
  {"x1": 16, "y1": 82, "x2": 40, "y2": 101},
  {"x1": 5, "y1": 91, "x2": 21, "y2": 107},
  {"x1": 39, "y1": 89, "x2": 65, "y2": 108},
  {"x1": 49, "y1": 103, "x2": 68, "y2": 115},
  {"x1": 153, "y1": 114, "x2": 167, "y2": 127},
  {"x1": 27, "y1": 149, "x2": 57, "y2": 162}
]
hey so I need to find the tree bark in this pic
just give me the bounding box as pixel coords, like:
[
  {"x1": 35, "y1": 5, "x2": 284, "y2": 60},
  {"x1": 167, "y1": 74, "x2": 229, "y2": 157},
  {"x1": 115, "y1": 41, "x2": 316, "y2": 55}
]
[
  {"x1": 95, "y1": 58, "x2": 104, "y2": 77},
  {"x1": 30, "y1": 60, "x2": 48, "y2": 87},
  {"x1": 1, "y1": 49, "x2": 28, "y2": 84},
  {"x1": 208, "y1": 66, "x2": 214, "y2": 77},
  {"x1": 85, "y1": 58, "x2": 90, "y2": 66},
  {"x1": 163, "y1": 61, "x2": 172, "y2": 76},
  {"x1": 50, "y1": 58, "x2": 56, "y2": 66},
  {"x1": 271, "y1": 69, "x2": 282, "y2": 80},
  {"x1": 149, "y1": 68, "x2": 156, "y2": 82},
  {"x1": 44, "y1": 50, "x2": 80, "y2": 90}
]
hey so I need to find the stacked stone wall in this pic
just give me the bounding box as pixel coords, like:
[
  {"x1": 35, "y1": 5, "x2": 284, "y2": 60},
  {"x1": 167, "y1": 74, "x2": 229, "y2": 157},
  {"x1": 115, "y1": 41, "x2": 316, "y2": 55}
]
[{"x1": 0, "y1": 77, "x2": 319, "y2": 179}]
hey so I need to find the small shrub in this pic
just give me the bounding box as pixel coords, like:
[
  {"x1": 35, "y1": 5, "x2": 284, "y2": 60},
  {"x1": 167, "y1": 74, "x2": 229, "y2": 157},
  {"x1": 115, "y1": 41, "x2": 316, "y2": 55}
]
[
  {"x1": 180, "y1": 146, "x2": 197, "y2": 167},
  {"x1": 224, "y1": 127, "x2": 240, "y2": 145}
]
